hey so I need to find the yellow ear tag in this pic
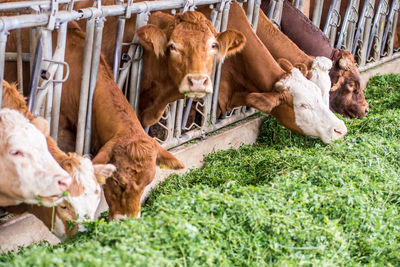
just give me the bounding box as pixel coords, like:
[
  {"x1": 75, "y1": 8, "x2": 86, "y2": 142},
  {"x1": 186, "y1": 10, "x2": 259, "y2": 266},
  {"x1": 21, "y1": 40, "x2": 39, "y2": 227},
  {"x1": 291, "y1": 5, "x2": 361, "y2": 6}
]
[
  {"x1": 99, "y1": 175, "x2": 106, "y2": 185},
  {"x1": 159, "y1": 163, "x2": 169, "y2": 169}
]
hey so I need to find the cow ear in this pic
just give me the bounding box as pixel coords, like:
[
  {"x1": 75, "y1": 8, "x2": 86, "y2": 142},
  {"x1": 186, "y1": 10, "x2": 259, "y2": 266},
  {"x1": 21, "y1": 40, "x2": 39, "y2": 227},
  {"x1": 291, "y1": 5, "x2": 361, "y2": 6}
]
[
  {"x1": 217, "y1": 29, "x2": 246, "y2": 59},
  {"x1": 277, "y1": 58, "x2": 294, "y2": 72},
  {"x1": 245, "y1": 92, "x2": 282, "y2": 114},
  {"x1": 156, "y1": 143, "x2": 185, "y2": 170},
  {"x1": 92, "y1": 140, "x2": 116, "y2": 164},
  {"x1": 137, "y1": 24, "x2": 168, "y2": 59},
  {"x1": 93, "y1": 164, "x2": 117, "y2": 185},
  {"x1": 294, "y1": 63, "x2": 310, "y2": 78}
]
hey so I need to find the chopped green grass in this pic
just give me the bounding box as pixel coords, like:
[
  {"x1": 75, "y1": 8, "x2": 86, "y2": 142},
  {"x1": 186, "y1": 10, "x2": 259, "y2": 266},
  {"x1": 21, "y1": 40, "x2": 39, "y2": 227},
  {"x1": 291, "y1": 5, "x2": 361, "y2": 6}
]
[{"x1": 1, "y1": 73, "x2": 400, "y2": 266}]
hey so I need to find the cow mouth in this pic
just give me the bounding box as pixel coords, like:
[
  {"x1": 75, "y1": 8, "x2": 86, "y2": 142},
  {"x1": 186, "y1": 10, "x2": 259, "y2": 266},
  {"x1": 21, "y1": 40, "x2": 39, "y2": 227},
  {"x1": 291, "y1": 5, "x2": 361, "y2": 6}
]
[
  {"x1": 184, "y1": 92, "x2": 207, "y2": 99},
  {"x1": 39, "y1": 194, "x2": 64, "y2": 206}
]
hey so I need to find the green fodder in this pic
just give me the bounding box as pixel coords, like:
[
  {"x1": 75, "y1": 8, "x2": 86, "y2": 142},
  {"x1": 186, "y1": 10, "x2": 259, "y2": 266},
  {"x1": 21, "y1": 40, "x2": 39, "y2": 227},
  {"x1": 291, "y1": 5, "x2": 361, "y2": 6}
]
[{"x1": 1, "y1": 73, "x2": 400, "y2": 266}]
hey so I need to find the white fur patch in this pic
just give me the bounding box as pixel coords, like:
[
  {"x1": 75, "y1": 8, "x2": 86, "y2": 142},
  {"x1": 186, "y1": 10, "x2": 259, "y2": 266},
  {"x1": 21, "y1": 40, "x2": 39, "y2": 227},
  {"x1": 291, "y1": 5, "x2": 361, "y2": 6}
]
[
  {"x1": 280, "y1": 68, "x2": 347, "y2": 143},
  {"x1": 309, "y1": 57, "x2": 332, "y2": 106}
]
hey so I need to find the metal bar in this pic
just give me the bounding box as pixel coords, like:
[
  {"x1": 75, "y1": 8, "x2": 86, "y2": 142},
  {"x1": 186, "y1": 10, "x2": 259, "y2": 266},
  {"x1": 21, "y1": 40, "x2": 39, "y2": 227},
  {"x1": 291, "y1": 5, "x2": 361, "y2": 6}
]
[
  {"x1": 367, "y1": 0, "x2": 386, "y2": 59},
  {"x1": 252, "y1": 0, "x2": 262, "y2": 31},
  {"x1": 175, "y1": 100, "x2": 184, "y2": 138},
  {"x1": 5, "y1": 52, "x2": 30, "y2": 62},
  {"x1": 75, "y1": 18, "x2": 95, "y2": 155},
  {"x1": 0, "y1": 0, "x2": 86, "y2": 12},
  {"x1": 352, "y1": 0, "x2": 371, "y2": 54},
  {"x1": 28, "y1": 32, "x2": 43, "y2": 112},
  {"x1": 336, "y1": 0, "x2": 356, "y2": 49},
  {"x1": 113, "y1": 17, "x2": 126, "y2": 82},
  {"x1": 84, "y1": 17, "x2": 105, "y2": 154},
  {"x1": 211, "y1": 0, "x2": 231, "y2": 124},
  {"x1": 381, "y1": 0, "x2": 398, "y2": 55},
  {"x1": 41, "y1": 29, "x2": 53, "y2": 121},
  {"x1": 246, "y1": 0, "x2": 255, "y2": 23},
  {"x1": 16, "y1": 26, "x2": 24, "y2": 93},
  {"x1": 0, "y1": 31, "x2": 8, "y2": 108},
  {"x1": 313, "y1": 0, "x2": 325, "y2": 28},
  {"x1": 50, "y1": 22, "x2": 68, "y2": 141},
  {"x1": 181, "y1": 98, "x2": 194, "y2": 130},
  {"x1": 128, "y1": 11, "x2": 149, "y2": 113}
]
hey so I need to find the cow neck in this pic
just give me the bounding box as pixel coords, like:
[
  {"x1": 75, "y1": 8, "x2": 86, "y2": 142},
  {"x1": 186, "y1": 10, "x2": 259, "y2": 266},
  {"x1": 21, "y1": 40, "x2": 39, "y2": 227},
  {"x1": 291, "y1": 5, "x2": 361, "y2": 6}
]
[
  {"x1": 276, "y1": 0, "x2": 334, "y2": 59},
  {"x1": 255, "y1": 6, "x2": 314, "y2": 68},
  {"x1": 226, "y1": 2, "x2": 285, "y2": 92},
  {"x1": 139, "y1": 52, "x2": 182, "y2": 127}
]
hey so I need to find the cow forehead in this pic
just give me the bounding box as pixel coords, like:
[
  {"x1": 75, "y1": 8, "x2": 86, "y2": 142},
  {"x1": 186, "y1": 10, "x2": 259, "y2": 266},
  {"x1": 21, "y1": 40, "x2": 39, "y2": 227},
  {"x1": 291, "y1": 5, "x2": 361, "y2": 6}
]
[
  {"x1": 170, "y1": 23, "x2": 215, "y2": 44},
  {"x1": 6, "y1": 124, "x2": 47, "y2": 150}
]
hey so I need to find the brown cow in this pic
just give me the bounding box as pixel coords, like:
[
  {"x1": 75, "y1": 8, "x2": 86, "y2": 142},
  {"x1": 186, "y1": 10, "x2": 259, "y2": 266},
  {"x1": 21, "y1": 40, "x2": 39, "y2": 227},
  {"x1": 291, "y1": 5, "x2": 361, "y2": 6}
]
[
  {"x1": 73, "y1": 1, "x2": 246, "y2": 127},
  {"x1": 260, "y1": 0, "x2": 369, "y2": 119},
  {"x1": 55, "y1": 25, "x2": 185, "y2": 220}
]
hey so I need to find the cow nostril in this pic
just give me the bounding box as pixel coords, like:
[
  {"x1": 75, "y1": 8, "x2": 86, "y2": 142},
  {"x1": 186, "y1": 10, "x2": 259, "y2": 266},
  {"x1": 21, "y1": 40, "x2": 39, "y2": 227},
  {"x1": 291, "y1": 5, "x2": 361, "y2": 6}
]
[
  {"x1": 365, "y1": 107, "x2": 369, "y2": 115},
  {"x1": 203, "y1": 77, "x2": 208, "y2": 85},
  {"x1": 188, "y1": 76, "x2": 193, "y2": 86}
]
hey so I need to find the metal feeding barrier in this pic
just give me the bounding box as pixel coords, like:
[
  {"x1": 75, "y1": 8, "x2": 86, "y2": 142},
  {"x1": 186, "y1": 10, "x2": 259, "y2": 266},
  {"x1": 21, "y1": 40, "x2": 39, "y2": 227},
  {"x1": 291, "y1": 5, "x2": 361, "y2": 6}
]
[{"x1": 0, "y1": 0, "x2": 399, "y2": 155}]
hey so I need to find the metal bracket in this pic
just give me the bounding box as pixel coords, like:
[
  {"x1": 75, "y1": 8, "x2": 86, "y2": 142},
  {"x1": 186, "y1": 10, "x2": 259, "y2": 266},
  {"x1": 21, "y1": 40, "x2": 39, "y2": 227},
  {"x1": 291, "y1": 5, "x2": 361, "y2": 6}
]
[
  {"x1": 182, "y1": 0, "x2": 197, "y2": 12},
  {"x1": 38, "y1": 59, "x2": 70, "y2": 89},
  {"x1": 47, "y1": 0, "x2": 59, "y2": 31},
  {"x1": 125, "y1": 0, "x2": 134, "y2": 18}
]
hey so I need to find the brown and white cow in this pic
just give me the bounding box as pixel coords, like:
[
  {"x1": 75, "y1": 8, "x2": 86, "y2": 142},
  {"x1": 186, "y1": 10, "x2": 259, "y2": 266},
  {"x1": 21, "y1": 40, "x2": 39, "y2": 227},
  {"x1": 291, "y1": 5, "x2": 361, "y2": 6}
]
[
  {"x1": 216, "y1": 4, "x2": 347, "y2": 143},
  {"x1": 2, "y1": 80, "x2": 116, "y2": 238},
  {"x1": 0, "y1": 108, "x2": 71, "y2": 207},
  {"x1": 260, "y1": 0, "x2": 369, "y2": 119}
]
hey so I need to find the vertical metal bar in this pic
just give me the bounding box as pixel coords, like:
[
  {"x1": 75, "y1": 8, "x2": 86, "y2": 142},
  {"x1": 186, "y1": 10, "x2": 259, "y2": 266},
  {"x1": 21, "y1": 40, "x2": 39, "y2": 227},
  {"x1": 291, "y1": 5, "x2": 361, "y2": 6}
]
[
  {"x1": 336, "y1": 0, "x2": 355, "y2": 49},
  {"x1": 41, "y1": 29, "x2": 53, "y2": 121},
  {"x1": 16, "y1": 26, "x2": 24, "y2": 93},
  {"x1": 181, "y1": 98, "x2": 193, "y2": 130},
  {"x1": 129, "y1": 12, "x2": 149, "y2": 114},
  {"x1": 28, "y1": 33, "x2": 43, "y2": 112},
  {"x1": 75, "y1": 18, "x2": 95, "y2": 155},
  {"x1": 352, "y1": 0, "x2": 370, "y2": 54},
  {"x1": 211, "y1": 0, "x2": 231, "y2": 125},
  {"x1": 312, "y1": 0, "x2": 325, "y2": 28},
  {"x1": 50, "y1": 22, "x2": 68, "y2": 141},
  {"x1": 367, "y1": 0, "x2": 386, "y2": 59},
  {"x1": 0, "y1": 31, "x2": 9, "y2": 108},
  {"x1": 359, "y1": 0, "x2": 375, "y2": 66},
  {"x1": 252, "y1": 0, "x2": 262, "y2": 31},
  {"x1": 381, "y1": 0, "x2": 398, "y2": 55},
  {"x1": 175, "y1": 100, "x2": 184, "y2": 137},
  {"x1": 246, "y1": 0, "x2": 255, "y2": 23},
  {"x1": 84, "y1": 17, "x2": 105, "y2": 155},
  {"x1": 113, "y1": 17, "x2": 126, "y2": 82}
]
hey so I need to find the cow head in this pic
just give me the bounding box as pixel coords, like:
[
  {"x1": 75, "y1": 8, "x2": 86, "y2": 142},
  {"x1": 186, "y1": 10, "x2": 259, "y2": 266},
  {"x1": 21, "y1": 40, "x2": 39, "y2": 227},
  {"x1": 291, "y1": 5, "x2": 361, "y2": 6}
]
[
  {"x1": 50, "y1": 154, "x2": 116, "y2": 239},
  {"x1": 137, "y1": 11, "x2": 246, "y2": 98},
  {"x1": 92, "y1": 135, "x2": 184, "y2": 220},
  {"x1": 246, "y1": 68, "x2": 347, "y2": 144},
  {"x1": 0, "y1": 109, "x2": 71, "y2": 207},
  {"x1": 329, "y1": 49, "x2": 369, "y2": 118}
]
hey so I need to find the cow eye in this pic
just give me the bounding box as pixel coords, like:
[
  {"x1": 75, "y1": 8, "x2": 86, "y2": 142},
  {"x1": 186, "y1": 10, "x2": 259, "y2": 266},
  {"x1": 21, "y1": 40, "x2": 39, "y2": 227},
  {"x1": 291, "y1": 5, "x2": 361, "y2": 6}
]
[
  {"x1": 299, "y1": 104, "x2": 309, "y2": 109},
  {"x1": 211, "y1": 43, "x2": 218, "y2": 49},
  {"x1": 10, "y1": 150, "x2": 24, "y2": 157},
  {"x1": 169, "y1": 43, "x2": 177, "y2": 51}
]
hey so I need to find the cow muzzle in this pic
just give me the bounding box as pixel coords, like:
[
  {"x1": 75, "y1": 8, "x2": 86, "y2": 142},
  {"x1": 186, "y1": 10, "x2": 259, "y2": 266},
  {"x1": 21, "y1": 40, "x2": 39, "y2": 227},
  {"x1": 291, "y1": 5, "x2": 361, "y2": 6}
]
[
  {"x1": 331, "y1": 122, "x2": 348, "y2": 141},
  {"x1": 179, "y1": 74, "x2": 213, "y2": 98}
]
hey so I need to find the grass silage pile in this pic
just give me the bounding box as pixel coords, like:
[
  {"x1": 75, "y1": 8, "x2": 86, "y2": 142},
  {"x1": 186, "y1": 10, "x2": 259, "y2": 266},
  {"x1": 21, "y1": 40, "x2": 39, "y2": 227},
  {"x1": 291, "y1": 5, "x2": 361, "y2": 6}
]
[{"x1": 1, "y1": 73, "x2": 400, "y2": 266}]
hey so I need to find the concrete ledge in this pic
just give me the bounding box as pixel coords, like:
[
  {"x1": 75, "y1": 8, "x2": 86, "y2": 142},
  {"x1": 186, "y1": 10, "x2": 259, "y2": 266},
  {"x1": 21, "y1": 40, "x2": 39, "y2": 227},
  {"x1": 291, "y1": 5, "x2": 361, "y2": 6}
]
[
  {"x1": 360, "y1": 55, "x2": 400, "y2": 88},
  {"x1": 0, "y1": 213, "x2": 60, "y2": 253},
  {"x1": 141, "y1": 116, "x2": 266, "y2": 203}
]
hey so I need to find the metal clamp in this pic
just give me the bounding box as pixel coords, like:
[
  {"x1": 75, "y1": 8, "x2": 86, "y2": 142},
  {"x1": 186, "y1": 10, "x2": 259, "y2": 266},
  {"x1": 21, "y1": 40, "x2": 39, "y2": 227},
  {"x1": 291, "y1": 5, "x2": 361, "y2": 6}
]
[
  {"x1": 38, "y1": 59, "x2": 70, "y2": 89},
  {"x1": 47, "y1": 0, "x2": 59, "y2": 31},
  {"x1": 125, "y1": 0, "x2": 133, "y2": 19},
  {"x1": 182, "y1": 0, "x2": 197, "y2": 12}
]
